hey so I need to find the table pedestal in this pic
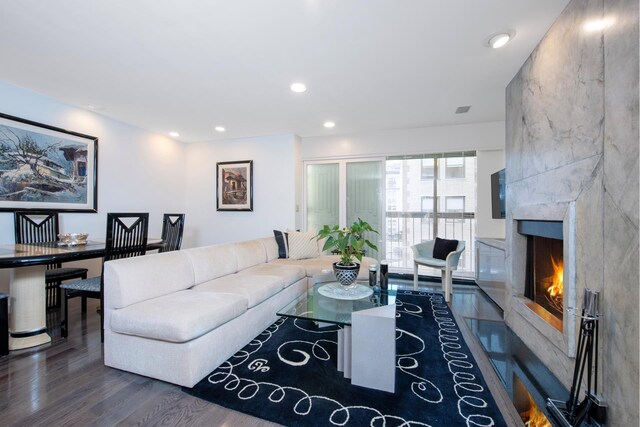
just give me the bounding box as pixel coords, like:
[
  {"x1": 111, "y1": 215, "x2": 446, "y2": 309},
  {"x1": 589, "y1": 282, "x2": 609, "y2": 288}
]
[
  {"x1": 336, "y1": 304, "x2": 396, "y2": 393},
  {"x1": 9, "y1": 265, "x2": 51, "y2": 350},
  {"x1": 337, "y1": 326, "x2": 352, "y2": 378}
]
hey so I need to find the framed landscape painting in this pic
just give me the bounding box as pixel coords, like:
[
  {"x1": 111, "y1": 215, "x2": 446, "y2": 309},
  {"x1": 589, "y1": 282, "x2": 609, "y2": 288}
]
[
  {"x1": 216, "y1": 160, "x2": 253, "y2": 211},
  {"x1": 0, "y1": 113, "x2": 98, "y2": 212}
]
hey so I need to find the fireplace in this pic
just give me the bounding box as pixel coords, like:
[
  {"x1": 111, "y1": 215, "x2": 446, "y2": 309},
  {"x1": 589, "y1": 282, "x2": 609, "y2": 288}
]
[{"x1": 518, "y1": 220, "x2": 564, "y2": 332}]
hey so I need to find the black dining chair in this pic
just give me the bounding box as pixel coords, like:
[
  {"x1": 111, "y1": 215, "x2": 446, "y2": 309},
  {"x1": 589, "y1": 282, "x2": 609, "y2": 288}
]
[
  {"x1": 60, "y1": 212, "x2": 149, "y2": 342},
  {"x1": 160, "y1": 213, "x2": 185, "y2": 252},
  {"x1": 14, "y1": 211, "x2": 89, "y2": 309}
]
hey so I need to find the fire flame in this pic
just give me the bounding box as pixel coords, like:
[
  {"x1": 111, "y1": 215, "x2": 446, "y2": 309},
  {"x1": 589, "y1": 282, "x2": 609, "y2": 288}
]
[
  {"x1": 520, "y1": 393, "x2": 552, "y2": 427},
  {"x1": 547, "y1": 255, "x2": 564, "y2": 298}
]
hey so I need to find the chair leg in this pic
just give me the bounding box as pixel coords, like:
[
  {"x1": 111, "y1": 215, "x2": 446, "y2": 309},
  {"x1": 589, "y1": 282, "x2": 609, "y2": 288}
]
[
  {"x1": 441, "y1": 269, "x2": 450, "y2": 303},
  {"x1": 413, "y1": 263, "x2": 419, "y2": 290},
  {"x1": 61, "y1": 290, "x2": 68, "y2": 338},
  {"x1": 445, "y1": 269, "x2": 453, "y2": 303},
  {"x1": 81, "y1": 297, "x2": 87, "y2": 313}
]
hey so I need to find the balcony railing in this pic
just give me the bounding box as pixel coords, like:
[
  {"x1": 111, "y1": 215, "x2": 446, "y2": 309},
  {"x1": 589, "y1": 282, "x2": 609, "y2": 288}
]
[{"x1": 384, "y1": 211, "x2": 476, "y2": 278}]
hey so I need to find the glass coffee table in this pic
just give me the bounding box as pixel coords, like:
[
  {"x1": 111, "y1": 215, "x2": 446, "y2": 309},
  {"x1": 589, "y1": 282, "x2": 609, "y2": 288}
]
[{"x1": 277, "y1": 279, "x2": 398, "y2": 392}]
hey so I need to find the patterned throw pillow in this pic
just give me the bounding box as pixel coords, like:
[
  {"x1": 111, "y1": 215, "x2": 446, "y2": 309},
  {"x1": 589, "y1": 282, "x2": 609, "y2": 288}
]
[
  {"x1": 273, "y1": 230, "x2": 289, "y2": 259},
  {"x1": 287, "y1": 230, "x2": 319, "y2": 260}
]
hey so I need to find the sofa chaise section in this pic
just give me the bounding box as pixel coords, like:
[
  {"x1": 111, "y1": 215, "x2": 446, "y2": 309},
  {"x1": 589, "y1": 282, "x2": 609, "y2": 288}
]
[{"x1": 103, "y1": 238, "x2": 308, "y2": 387}]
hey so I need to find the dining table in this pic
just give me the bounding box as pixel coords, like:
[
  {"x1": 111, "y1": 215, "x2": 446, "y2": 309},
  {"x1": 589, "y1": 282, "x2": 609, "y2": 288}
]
[{"x1": 0, "y1": 239, "x2": 164, "y2": 350}]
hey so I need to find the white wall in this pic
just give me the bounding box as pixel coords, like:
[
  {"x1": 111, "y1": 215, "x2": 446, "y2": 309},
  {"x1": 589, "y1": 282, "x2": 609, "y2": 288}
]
[
  {"x1": 184, "y1": 134, "x2": 298, "y2": 247},
  {"x1": 0, "y1": 81, "x2": 187, "y2": 292},
  {"x1": 301, "y1": 121, "x2": 506, "y2": 238},
  {"x1": 301, "y1": 121, "x2": 504, "y2": 159},
  {"x1": 476, "y1": 149, "x2": 505, "y2": 238}
]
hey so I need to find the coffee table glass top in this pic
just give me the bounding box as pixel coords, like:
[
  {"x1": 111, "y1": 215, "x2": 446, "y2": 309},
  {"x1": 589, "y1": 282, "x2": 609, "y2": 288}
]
[{"x1": 277, "y1": 281, "x2": 397, "y2": 327}]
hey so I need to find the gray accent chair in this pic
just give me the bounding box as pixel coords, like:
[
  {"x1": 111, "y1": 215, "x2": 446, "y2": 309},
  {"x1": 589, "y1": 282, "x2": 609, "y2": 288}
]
[{"x1": 411, "y1": 239, "x2": 465, "y2": 302}]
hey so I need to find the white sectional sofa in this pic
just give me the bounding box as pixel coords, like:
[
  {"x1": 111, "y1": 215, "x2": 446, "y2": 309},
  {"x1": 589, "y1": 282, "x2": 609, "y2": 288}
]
[{"x1": 103, "y1": 235, "x2": 376, "y2": 387}]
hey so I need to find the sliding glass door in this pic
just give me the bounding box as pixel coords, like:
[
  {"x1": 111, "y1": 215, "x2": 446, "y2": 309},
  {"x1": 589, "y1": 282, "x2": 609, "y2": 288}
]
[
  {"x1": 305, "y1": 152, "x2": 476, "y2": 277},
  {"x1": 306, "y1": 163, "x2": 339, "y2": 232},
  {"x1": 305, "y1": 159, "x2": 384, "y2": 260},
  {"x1": 346, "y1": 161, "x2": 382, "y2": 260},
  {"x1": 385, "y1": 152, "x2": 476, "y2": 277}
]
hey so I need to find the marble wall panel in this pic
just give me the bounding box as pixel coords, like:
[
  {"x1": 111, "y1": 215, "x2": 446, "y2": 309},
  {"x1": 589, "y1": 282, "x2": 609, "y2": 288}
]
[
  {"x1": 602, "y1": 0, "x2": 639, "y2": 424},
  {"x1": 604, "y1": 0, "x2": 640, "y2": 229},
  {"x1": 602, "y1": 196, "x2": 639, "y2": 426},
  {"x1": 517, "y1": 0, "x2": 604, "y2": 181},
  {"x1": 507, "y1": 156, "x2": 601, "y2": 210},
  {"x1": 574, "y1": 163, "x2": 604, "y2": 297},
  {"x1": 505, "y1": 71, "x2": 524, "y2": 184},
  {"x1": 505, "y1": 0, "x2": 638, "y2": 424}
]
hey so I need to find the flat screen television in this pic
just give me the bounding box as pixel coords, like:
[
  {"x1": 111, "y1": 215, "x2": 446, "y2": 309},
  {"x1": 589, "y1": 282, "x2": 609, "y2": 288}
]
[{"x1": 491, "y1": 168, "x2": 506, "y2": 219}]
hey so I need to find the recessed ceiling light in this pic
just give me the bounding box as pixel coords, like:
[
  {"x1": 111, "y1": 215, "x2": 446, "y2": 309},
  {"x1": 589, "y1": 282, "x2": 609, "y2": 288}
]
[
  {"x1": 323, "y1": 121, "x2": 336, "y2": 128},
  {"x1": 485, "y1": 31, "x2": 515, "y2": 49},
  {"x1": 169, "y1": 131, "x2": 180, "y2": 138},
  {"x1": 455, "y1": 106, "x2": 471, "y2": 114},
  {"x1": 215, "y1": 126, "x2": 226, "y2": 132},
  {"x1": 290, "y1": 83, "x2": 307, "y2": 93}
]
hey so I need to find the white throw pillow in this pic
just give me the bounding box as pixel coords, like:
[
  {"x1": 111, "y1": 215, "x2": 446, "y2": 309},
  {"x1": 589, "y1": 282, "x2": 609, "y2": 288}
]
[{"x1": 287, "y1": 230, "x2": 319, "y2": 260}]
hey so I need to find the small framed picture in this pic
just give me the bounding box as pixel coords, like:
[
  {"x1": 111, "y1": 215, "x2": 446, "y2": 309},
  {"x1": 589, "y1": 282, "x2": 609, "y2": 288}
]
[{"x1": 216, "y1": 160, "x2": 253, "y2": 211}]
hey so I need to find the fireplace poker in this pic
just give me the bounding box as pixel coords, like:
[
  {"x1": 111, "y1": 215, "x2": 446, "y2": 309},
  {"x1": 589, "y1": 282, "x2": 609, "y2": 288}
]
[{"x1": 547, "y1": 289, "x2": 607, "y2": 427}]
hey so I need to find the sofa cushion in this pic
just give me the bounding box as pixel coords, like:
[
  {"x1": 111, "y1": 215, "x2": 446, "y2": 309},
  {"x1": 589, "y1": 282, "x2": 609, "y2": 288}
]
[
  {"x1": 237, "y1": 263, "x2": 305, "y2": 287},
  {"x1": 185, "y1": 244, "x2": 238, "y2": 284},
  {"x1": 259, "y1": 236, "x2": 280, "y2": 262},
  {"x1": 110, "y1": 290, "x2": 247, "y2": 343},
  {"x1": 287, "y1": 230, "x2": 319, "y2": 260},
  {"x1": 192, "y1": 274, "x2": 284, "y2": 308},
  {"x1": 104, "y1": 250, "x2": 195, "y2": 309},
  {"x1": 232, "y1": 239, "x2": 267, "y2": 271}
]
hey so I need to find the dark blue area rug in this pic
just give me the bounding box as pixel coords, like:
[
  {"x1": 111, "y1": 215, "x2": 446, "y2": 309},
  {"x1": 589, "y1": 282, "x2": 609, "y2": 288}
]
[{"x1": 183, "y1": 290, "x2": 507, "y2": 426}]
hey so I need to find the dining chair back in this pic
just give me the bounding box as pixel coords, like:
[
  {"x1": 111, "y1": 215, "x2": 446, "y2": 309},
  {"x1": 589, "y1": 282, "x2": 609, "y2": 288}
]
[
  {"x1": 106, "y1": 213, "x2": 150, "y2": 261},
  {"x1": 160, "y1": 213, "x2": 185, "y2": 252},
  {"x1": 60, "y1": 212, "x2": 149, "y2": 342},
  {"x1": 14, "y1": 211, "x2": 88, "y2": 308},
  {"x1": 14, "y1": 211, "x2": 59, "y2": 244}
]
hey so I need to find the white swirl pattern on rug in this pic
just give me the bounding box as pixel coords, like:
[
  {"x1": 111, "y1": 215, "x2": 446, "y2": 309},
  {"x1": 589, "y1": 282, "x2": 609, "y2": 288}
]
[
  {"x1": 206, "y1": 292, "x2": 499, "y2": 426},
  {"x1": 422, "y1": 291, "x2": 498, "y2": 427},
  {"x1": 208, "y1": 304, "x2": 436, "y2": 426}
]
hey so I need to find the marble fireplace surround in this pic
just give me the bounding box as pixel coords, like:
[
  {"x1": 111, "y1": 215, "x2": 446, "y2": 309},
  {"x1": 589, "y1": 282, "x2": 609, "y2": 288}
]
[{"x1": 510, "y1": 201, "x2": 577, "y2": 358}]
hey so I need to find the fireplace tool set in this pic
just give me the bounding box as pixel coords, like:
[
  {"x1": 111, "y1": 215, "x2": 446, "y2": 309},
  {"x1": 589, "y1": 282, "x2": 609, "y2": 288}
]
[{"x1": 547, "y1": 288, "x2": 607, "y2": 427}]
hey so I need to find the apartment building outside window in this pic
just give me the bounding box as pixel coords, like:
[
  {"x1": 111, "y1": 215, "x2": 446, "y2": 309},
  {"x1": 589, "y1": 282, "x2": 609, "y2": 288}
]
[
  {"x1": 445, "y1": 196, "x2": 465, "y2": 213},
  {"x1": 421, "y1": 159, "x2": 435, "y2": 180},
  {"x1": 445, "y1": 157, "x2": 465, "y2": 179},
  {"x1": 385, "y1": 152, "x2": 476, "y2": 278}
]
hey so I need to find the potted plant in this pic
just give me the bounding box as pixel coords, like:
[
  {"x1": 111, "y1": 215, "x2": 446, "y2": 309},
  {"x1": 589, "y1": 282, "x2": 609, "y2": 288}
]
[{"x1": 315, "y1": 218, "x2": 379, "y2": 287}]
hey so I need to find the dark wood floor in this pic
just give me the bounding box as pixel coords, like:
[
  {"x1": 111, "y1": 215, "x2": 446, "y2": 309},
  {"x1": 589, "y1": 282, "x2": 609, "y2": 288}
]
[
  {"x1": 0, "y1": 297, "x2": 279, "y2": 427},
  {"x1": 0, "y1": 283, "x2": 520, "y2": 426}
]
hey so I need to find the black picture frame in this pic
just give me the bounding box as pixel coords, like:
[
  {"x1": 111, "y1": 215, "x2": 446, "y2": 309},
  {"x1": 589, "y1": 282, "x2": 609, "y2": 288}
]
[
  {"x1": 216, "y1": 160, "x2": 253, "y2": 211},
  {"x1": 0, "y1": 112, "x2": 98, "y2": 213}
]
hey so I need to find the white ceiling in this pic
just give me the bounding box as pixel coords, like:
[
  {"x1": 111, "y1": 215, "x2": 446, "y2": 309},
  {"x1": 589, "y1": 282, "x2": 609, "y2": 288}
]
[{"x1": 0, "y1": 0, "x2": 568, "y2": 142}]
